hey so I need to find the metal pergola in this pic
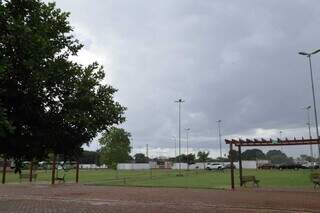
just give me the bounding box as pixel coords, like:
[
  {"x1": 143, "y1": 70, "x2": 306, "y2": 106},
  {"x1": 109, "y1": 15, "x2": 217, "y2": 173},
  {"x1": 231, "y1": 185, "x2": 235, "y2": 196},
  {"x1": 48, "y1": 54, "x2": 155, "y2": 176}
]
[{"x1": 225, "y1": 137, "x2": 320, "y2": 190}]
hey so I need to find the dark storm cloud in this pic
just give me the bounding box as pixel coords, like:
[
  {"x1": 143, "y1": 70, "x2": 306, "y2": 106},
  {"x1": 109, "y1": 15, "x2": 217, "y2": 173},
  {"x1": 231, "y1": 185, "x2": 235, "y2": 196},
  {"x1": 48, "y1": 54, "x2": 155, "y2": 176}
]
[{"x1": 50, "y1": 0, "x2": 320, "y2": 157}]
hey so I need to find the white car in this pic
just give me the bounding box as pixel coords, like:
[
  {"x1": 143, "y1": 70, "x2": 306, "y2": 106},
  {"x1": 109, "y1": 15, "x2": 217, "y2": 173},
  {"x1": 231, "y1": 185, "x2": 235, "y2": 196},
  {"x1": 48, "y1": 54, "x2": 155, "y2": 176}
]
[{"x1": 206, "y1": 163, "x2": 224, "y2": 170}]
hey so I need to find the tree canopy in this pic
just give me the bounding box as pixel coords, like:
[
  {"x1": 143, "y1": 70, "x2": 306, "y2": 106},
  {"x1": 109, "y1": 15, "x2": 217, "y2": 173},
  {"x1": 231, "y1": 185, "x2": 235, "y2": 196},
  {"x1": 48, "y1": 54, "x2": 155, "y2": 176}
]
[
  {"x1": 266, "y1": 150, "x2": 291, "y2": 164},
  {"x1": 175, "y1": 154, "x2": 195, "y2": 164},
  {"x1": 134, "y1": 153, "x2": 148, "y2": 163},
  {"x1": 99, "y1": 127, "x2": 131, "y2": 168},
  {"x1": 241, "y1": 149, "x2": 266, "y2": 160},
  {"x1": 197, "y1": 151, "x2": 210, "y2": 162},
  {"x1": 79, "y1": 150, "x2": 101, "y2": 165},
  {"x1": 0, "y1": 0, "x2": 125, "y2": 161}
]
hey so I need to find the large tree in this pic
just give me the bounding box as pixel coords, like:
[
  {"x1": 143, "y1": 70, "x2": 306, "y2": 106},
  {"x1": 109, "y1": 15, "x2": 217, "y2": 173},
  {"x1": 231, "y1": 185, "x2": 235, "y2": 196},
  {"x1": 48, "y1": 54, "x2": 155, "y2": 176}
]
[
  {"x1": 0, "y1": 0, "x2": 125, "y2": 161},
  {"x1": 99, "y1": 127, "x2": 131, "y2": 169},
  {"x1": 0, "y1": 105, "x2": 13, "y2": 138},
  {"x1": 241, "y1": 149, "x2": 266, "y2": 160},
  {"x1": 266, "y1": 150, "x2": 289, "y2": 164}
]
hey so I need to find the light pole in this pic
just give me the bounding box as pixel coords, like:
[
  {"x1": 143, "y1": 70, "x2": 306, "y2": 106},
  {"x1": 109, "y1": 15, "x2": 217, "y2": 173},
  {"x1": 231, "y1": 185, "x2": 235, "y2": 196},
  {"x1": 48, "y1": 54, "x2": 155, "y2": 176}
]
[
  {"x1": 279, "y1": 130, "x2": 283, "y2": 152},
  {"x1": 146, "y1": 144, "x2": 149, "y2": 160},
  {"x1": 303, "y1": 106, "x2": 314, "y2": 160},
  {"x1": 175, "y1": 99, "x2": 184, "y2": 176},
  {"x1": 185, "y1": 128, "x2": 190, "y2": 169},
  {"x1": 217, "y1": 120, "x2": 222, "y2": 158},
  {"x1": 172, "y1": 136, "x2": 177, "y2": 159},
  {"x1": 299, "y1": 49, "x2": 320, "y2": 160},
  {"x1": 130, "y1": 137, "x2": 134, "y2": 170},
  {"x1": 185, "y1": 128, "x2": 190, "y2": 156}
]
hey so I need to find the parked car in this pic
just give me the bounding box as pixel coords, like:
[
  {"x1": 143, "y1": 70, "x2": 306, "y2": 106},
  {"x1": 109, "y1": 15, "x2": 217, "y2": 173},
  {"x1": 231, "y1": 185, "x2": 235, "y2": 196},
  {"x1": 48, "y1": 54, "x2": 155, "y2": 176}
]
[
  {"x1": 257, "y1": 163, "x2": 274, "y2": 170},
  {"x1": 277, "y1": 163, "x2": 308, "y2": 170},
  {"x1": 206, "y1": 163, "x2": 224, "y2": 170},
  {"x1": 223, "y1": 163, "x2": 236, "y2": 169},
  {"x1": 302, "y1": 162, "x2": 319, "y2": 169}
]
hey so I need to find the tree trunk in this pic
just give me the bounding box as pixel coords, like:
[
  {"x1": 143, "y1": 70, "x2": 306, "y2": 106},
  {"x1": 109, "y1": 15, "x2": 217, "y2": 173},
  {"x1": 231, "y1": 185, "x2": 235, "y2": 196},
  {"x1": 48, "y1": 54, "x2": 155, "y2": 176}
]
[
  {"x1": 2, "y1": 157, "x2": 7, "y2": 184},
  {"x1": 76, "y1": 160, "x2": 79, "y2": 183},
  {"x1": 29, "y1": 161, "x2": 33, "y2": 182},
  {"x1": 51, "y1": 154, "x2": 56, "y2": 185}
]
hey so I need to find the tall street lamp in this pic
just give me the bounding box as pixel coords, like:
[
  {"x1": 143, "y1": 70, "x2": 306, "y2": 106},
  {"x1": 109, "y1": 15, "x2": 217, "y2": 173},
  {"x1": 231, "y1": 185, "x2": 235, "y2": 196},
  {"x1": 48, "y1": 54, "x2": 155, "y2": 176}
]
[
  {"x1": 185, "y1": 128, "x2": 190, "y2": 156},
  {"x1": 299, "y1": 49, "x2": 320, "y2": 159},
  {"x1": 146, "y1": 144, "x2": 149, "y2": 160},
  {"x1": 172, "y1": 136, "x2": 177, "y2": 159},
  {"x1": 279, "y1": 130, "x2": 283, "y2": 152},
  {"x1": 302, "y1": 106, "x2": 314, "y2": 159},
  {"x1": 217, "y1": 120, "x2": 222, "y2": 158},
  {"x1": 185, "y1": 128, "x2": 190, "y2": 170},
  {"x1": 175, "y1": 98, "x2": 184, "y2": 176}
]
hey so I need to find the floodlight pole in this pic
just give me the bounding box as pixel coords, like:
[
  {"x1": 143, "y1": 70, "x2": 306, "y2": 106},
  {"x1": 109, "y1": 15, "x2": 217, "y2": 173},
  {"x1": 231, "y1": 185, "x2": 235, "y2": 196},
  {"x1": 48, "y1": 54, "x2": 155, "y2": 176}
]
[
  {"x1": 304, "y1": 106, "x2": 314, "y2": 159},
  {"x1": 217, "y1": 120, "x2": 222, "y2": 158},
  {"x1": 299, "y1": 49, "x2": 320, "y2": 160},
  {"x1": 175, "y1": 99, "x2": 184, "y2": 176},
  {"x1": 172, "y1": 136, "x2": 177, "y2": 158},
  {"x1": 185, "y1": 128, "x2": 190, "y2": 170},
  {"x1": 185, "y1": 128, "x2": 190, "y2": 156},
  {"x1": 146, "y1": 144, "x2": 149, "y2": 159},
  {"x1": 279, "y1": 130, "x2": 283, "y2": 152}
]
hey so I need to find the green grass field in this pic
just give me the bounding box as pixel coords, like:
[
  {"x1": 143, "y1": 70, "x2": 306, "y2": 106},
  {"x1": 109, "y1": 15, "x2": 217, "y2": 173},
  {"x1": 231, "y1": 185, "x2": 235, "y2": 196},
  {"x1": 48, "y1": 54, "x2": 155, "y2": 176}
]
[{"x1": 1, "y1": 169, "x2": 318, "y2": 189}]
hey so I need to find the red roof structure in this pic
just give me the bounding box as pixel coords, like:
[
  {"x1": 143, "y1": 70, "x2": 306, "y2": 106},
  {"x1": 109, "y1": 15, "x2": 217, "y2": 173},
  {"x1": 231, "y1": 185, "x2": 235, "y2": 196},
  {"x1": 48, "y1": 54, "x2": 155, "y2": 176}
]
[
  {"x1": 225, "y1": 137, "x2": 319, "y2": 146},
  {"x1": 225, "y1": 137, "x2": 319, "y2": 190}
]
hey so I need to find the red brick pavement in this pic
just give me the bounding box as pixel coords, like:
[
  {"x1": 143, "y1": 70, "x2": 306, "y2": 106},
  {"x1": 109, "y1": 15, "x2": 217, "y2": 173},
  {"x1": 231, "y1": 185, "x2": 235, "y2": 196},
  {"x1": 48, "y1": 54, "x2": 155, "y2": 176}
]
[{"x1": 0, "y1": 184, "x2": 319, "y2": 212}]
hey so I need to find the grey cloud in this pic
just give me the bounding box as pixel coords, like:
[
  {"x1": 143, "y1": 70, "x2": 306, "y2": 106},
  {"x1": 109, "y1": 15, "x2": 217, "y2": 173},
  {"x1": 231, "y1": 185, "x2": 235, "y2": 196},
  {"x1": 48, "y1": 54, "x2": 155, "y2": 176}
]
[{"x1": 51, "y1": 0, "x2": 320, "y2": 157}]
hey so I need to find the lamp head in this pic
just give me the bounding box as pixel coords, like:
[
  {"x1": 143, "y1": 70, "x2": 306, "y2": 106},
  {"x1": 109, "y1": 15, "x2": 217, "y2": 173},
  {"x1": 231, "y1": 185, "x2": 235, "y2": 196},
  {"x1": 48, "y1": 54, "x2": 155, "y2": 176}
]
[{"x1": 298, "y1": 51, "x2": 309, "y2": 56}]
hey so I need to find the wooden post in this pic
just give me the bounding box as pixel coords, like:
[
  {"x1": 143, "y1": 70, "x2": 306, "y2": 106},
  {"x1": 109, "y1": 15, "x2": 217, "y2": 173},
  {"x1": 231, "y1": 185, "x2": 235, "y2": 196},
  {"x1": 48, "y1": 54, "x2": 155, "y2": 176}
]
[
  {"x1": 2, "y1": 157, "x2": 7, "y2": 184},
  {"x1": 29, "y1": 161, "x2": 33, "y2": 182},
  {"x1": 230, "y1": 143, "x2": 235, "y2": 190},
  {"x1": 238, "y1": 145, "x2": 243, "y2": 186},
  {"x1": 51, "y1": 153, "x2": 56, "y2": 185},
  {"x1": 75, "y1": 160, "x2": 79, "y2": 183}
]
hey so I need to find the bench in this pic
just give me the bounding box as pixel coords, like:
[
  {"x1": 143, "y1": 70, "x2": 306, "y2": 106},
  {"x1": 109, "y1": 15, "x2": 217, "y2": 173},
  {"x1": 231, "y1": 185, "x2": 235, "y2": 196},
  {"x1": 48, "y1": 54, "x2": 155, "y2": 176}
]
[
  {"x1": 241, "y1": 175, "x2": 259, "y2": 187},
  {"x1": 55, "y1": 174, "x2": 66, "y2": 183},
  {"x1": 310, "y1": 173, "x2": 320, "y2": 189},
  {"x1": 19, "y1": 173, "x2": 37, "y2": 182}
]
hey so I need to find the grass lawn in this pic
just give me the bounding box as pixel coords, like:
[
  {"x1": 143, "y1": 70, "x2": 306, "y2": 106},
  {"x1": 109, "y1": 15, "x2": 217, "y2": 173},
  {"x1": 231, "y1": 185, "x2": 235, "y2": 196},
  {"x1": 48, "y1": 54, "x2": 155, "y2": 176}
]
[{"x1": 1, "y1": 169, "x2": 318, "y2": 189}]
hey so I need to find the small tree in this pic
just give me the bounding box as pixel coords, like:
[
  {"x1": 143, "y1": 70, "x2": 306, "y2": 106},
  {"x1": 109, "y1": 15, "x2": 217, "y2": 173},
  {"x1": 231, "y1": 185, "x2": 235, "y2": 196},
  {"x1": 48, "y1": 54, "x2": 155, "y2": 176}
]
[
  {"x1": 134, "y1": 153, "x2": 148, "y2": 163},
  {"x1": 99, "y1": 127, "x2": 131, "y2": 169},
  {"x1": 186, "y1": 153, "x2": 195, "y2": 165},
  {"x1": 79, "y1": 151, "x2": 100, "y2": 165},
  {"x1": 197, "y1": 151, "x2": 209, "y2": 168}
]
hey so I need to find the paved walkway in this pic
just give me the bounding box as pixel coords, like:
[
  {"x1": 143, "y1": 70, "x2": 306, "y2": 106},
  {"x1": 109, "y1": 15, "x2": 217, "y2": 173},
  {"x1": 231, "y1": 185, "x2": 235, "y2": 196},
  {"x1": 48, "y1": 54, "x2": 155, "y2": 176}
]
[{"x1": 0, "y1": 184, "x2": 319, "y2": 212}]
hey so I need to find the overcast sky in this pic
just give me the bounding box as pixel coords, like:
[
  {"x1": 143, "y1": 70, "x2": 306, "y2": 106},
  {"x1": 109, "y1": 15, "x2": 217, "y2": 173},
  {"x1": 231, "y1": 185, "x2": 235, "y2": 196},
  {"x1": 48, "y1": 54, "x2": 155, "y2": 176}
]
[{"x1": 50, "y1": 0, "x2": 320, "y2": 158}]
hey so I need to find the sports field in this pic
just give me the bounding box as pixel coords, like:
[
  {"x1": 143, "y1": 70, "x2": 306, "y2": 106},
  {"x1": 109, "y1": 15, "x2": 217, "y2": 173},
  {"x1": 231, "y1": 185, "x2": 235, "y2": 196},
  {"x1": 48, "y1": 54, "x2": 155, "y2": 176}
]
[{"x1": 2, "y1": 169, "x2": 318, "y2": 189}]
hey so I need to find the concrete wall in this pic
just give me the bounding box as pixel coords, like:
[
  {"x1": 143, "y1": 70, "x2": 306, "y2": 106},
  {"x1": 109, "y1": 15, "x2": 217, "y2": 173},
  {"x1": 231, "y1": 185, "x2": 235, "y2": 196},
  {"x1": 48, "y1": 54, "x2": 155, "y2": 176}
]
[
  {"x1": 117, "y1": 163, "x2": 150, "y2": 170},
  {"x1": 172, "y1": 163, "x2": 188, "y2": 170},
  {"x1": 172, "y1": 161, "x2": 258, "y2": 170},
  {"x1": 79, "y1": 164, "x2": 108, "y2": 169}
]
